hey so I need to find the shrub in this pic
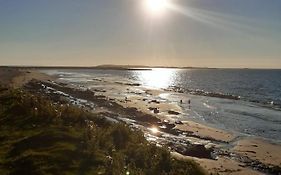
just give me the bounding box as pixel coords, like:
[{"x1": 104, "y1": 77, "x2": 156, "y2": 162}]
[{"x1": 0, "y1": 89, "x2": 205, "y2": 175}]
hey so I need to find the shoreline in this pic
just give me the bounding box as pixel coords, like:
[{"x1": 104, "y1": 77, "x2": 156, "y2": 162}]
[{"x1": 1, "y1": 67, "x2": 281, "y2": 174}]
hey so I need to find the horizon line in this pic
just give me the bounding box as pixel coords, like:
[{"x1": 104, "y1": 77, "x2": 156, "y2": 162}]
[{"x1": 0, "y1": 65, "x2": 281, "y2": 70}]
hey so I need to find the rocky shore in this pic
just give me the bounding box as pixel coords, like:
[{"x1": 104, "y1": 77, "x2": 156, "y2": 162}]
[{"x1": 25, "y1": 79, "x2": 281, "y2": 175}]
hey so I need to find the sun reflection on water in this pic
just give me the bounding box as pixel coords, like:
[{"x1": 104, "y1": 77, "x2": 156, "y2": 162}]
[{"x1": 133, "y1": 68, "x2": 177, "y2": 89}]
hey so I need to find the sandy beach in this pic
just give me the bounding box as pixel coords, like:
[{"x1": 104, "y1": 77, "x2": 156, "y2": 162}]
[
  {"x1": 0, "y1": 67, "x2": 52, "y2": 88},
  {"x1": 1, "y1": 67, "x2": 281, "y2": 175},
  {"x1": 172, "y1": 152, "x2": 264, "y2": 175}
]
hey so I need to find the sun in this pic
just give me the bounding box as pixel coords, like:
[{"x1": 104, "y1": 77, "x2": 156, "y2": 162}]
[{"x1": 144, "y1": 0, "x2": 170, "y2": 16}]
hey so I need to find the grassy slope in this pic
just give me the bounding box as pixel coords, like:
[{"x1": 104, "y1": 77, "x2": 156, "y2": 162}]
[{"x1": 0, "y1": 86, "x2": 205, "y2": 175}]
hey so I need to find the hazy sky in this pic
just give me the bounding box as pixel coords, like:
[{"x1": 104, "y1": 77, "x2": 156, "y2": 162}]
[{"x1": 0, "y1": 0, "x2": 281, "y2": 68}]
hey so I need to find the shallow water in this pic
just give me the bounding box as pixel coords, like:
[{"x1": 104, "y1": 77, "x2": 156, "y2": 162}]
[{"x1": 41, "y1": 68, "x2": 281, "y2": 142}]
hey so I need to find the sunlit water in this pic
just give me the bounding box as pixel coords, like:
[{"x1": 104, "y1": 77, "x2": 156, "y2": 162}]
[
  {"x1": 132, "y1": 68, "x2": 178, "y2": 89},
  {"x1": 42, "y1": 68, "x2": 281, "y2": 142}
]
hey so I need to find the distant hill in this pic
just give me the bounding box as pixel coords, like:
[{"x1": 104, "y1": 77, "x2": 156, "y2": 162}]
[
  {"x1": 95, "y1": 64, "x2": 152, "y2": 70},
  {"x1": 95, "y1": 64, "x2": 213, "y2": 70},
  {"x1": 0, "y1": 65, "x2": 216, "y2": 70}
]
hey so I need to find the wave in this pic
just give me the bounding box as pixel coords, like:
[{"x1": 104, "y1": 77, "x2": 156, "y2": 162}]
[
  {"x1": 165, "y1": 86, "x2": 240, "y2": 100},
  {"x1": 165, "y1": 86, "x2": 281, "y2": 110},
  {"x1": 225, "y1": 109, "x2": 281, "y2": 124},
  {"x1": 249, "y1": 100, "x2": 281, "y2": 111}
]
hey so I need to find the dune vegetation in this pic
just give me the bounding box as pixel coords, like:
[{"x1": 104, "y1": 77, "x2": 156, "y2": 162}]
[{"x1": 0, "y1": 86, "x2": 205, "y2": 175}]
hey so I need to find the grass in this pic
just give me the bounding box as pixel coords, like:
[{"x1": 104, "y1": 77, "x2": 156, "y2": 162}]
[{"x1": 0, "y1": 86, "x2": 205, "y2": 175}]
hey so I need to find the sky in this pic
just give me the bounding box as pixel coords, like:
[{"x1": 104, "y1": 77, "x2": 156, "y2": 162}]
[{"x1": 0, "y1": 0, "x2": 281, "y2": 68}]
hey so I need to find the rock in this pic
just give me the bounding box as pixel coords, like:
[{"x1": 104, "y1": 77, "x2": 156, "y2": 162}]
[
  {"x1": 93, "y1": 89, "x2": 106, "y2": 93},
  {"x1": 93, "y1": 78, "x2": 102, "y2": 82},
  {"x1": 150, "y1": 100, "x2": 160, "y2": 104},
  {"x1": 148, "y1": 107, "x2": 160, "y2": 114},
  {"x1": 175, "y1": 120, "x2": 183, "y2": 124},
  {"x1": 168, "y1": 110, "x2": 180, "y2": 115},
  {"x1": 126, "y1": 83, "x2": 141, "y2": 86},
  {"x1": 183, "y1": 144, "x2": 213, "y2": 159},
  {"x1": 153, "y1": 108, "x2": 160, "y2": 114}
]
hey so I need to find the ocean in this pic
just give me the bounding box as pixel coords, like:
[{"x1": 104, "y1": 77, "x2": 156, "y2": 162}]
[{"x1": 41, "y1": 68, "x2": 281, "y2": 142}]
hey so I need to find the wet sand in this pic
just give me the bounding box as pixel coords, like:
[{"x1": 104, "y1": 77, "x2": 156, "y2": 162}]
[
  {"x1": 175, "y1": 121, "x2": 235, "y2": 143},
  {"x1": 233, "y1": 139, "x2": 281, "y2": 167},
  {"x1": 1, "y1": 67, "x2": 281, "y2": 175},
  {"x1": 115, "y1": 94, "x2": 235, "y2": 143}
]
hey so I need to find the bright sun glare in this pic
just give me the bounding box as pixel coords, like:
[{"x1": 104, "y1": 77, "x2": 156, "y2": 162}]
[{"x1": 144, "y1": 0, "x2": 170, "y2": 16}]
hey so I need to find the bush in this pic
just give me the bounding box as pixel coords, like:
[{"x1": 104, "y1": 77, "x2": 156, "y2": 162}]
[{"x1": 0, "y1": 89, "x2": 205, "y2": 175}]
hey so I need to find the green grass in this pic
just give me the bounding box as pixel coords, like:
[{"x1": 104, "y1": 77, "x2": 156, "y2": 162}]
[{"x1": 0, "y1": 87, "x2": 205, "y2": 175}]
